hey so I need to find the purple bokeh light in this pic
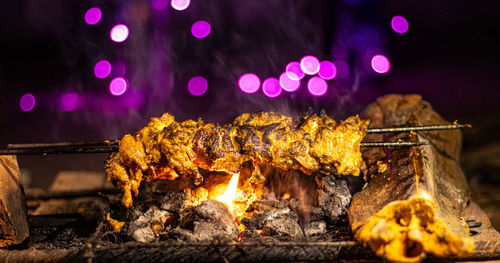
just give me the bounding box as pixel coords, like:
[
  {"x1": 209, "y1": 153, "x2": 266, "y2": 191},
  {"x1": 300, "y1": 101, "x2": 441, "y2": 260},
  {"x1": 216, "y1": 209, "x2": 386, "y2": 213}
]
[
  {"x1": 371, "y1": 54, "x2": 391, "y2": 74},
  {"x1": 171, "y1": 0, "x2": 190, "y2": 11},
  {"x1": 318, "y1": 61, "x2": 337, "y2": 80},
  {"x1": 94, "y1": 60, "x2": 111, "y2": 79},
  {"x1": 152, "y1": 0, "x2": 168, "y2": 10},
  {"x1": 187, "y1": 76, "x2": 208, "y2": 96},
  {"x1": 191, "y1": 21, "x2": 211, "y2": 39},
  {"x1": 238, "y1": 73, "x2": 261, "y2": 94},
  {"x1": 20, "y1": 93, "x2": 35, "y2": 112},
  {"x1": 307, "y1": 77, "x2": 328, "y2": 96},
  {"x1": 110, "y1": 24, "x2": 129, "y2": 43},
  {"x1": 60, "y1": 90, "x2": 78, "y2": 111},
  {"x1": 285, "y1": 62, "x2": 305, "y2": 80},
  {"x1": 279, "y1": 72, "x2": 300, "y2": 92},
  {"x1": 391, "y1": 16, "x2": 409, "y2": 34},
  {"x1": 109, "y1": 77, "x2": 128, "y2": 96},
  {"x1": 262, "y1": 78, "x2": 282, "y2": 98},
  {"x1": 300, "y1": 55, "x2": 320, "y2": 75},
  {"x1": 111, "y1": 62, "x2": 126, "y2": 76},
  {"x1": 84, "y1": 7, "x2": 102, "y2": 25}
]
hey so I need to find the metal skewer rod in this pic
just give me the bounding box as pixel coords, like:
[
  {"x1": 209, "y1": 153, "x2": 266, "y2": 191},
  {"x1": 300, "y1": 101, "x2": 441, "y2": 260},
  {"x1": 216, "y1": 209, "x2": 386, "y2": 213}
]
[
  {"x1": 7, "y1": 140, "x2": 119, "y2": 149},
  {"x1": 0, "y1": 141, "x2": 427, "y2": 155},
  {"x1": 366, "y1": 123, "x2": 471, "y2": 134},
  {"x1": 0, "y1": 146, "x2": 118, "y2": 155}
]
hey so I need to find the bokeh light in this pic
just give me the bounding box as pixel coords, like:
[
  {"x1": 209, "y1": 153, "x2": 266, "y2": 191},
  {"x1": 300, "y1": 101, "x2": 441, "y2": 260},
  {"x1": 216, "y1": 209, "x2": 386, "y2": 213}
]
[
  {"x1": 84, "y1": 7, "x2": 102, "y2": 25},
  {"x1": 171, "y1": 0, "x2": 190, "y2": 11},
  {"x1": 110, "y1": 24, "x2": 129, "y2": 43},
  {"x1": 391, "y1": 16, "x2": 409, "y2": 34},
  {"x1": 285, "y1": 62, "x2": 305, "y2": 80},
  {"x1": 60, "y1": 89, "x2": 78, "y2": 111},
  {"x1": 20, "y1": 93, "x2": 35, "y2": 112},
  {"x1": 187, "y1": 76, "x2": 208, "y2": 96},
  {"x1": 279, "y1": 72, "x2": 300, "y2": 92},
  {"x1": 191, "y1": 21, "x2": 211, "y2": 39},
  {"x1": 307, "y1": 77, "x2": 328, "y2": 96},
  {"x1": 371, "y1": 54, "x2": 391, "y2": 74},
  {"x1": 300, "y1": 55, "x2": 320, "y2": 75},
  {"x1": 109, "y1": 77, "x2": 128, "y2": 96},
  {"x1": 238, "y1": 73, "x2": 261, "y2": 94},
  {"x1": 262, "y1": 78, "x2": 282, "y2": 98},
  {"x1": 151, "y1": 0, "x2": 169, "y2": 10},
  {"x1": 94, "y1": 60, "x2": 111, "y2": 79},
  {"x1": 318, "y1": 61, "x2": 337, "y2": 80}
]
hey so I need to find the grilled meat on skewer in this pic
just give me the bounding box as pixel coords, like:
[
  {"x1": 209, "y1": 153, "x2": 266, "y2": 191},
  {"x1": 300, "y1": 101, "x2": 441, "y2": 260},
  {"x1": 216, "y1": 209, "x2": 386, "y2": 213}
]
[{"x1": 106, "y1": 112, "x2": 369, "y2": 208}]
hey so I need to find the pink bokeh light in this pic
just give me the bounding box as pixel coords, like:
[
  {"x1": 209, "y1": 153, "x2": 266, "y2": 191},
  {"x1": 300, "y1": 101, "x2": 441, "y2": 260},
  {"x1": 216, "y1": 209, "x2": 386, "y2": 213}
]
[
  {"x1": 191, "y1": 20, "x2": 211, "y2": 39},
  {"x1": 20, "y1": 93, "x2": 35, "y2": 112},
  {"x1": 110, "y1": 24, "x2": 129, "y2": 43},
  {"x1": 391, "y1": 16, "x2": 409, "y2": 34},
  {"x1": 300, "y1": 55, "x2": 320, "y2": 75},
  {"x1": 109, "y1": 77, "x2": 128, "y2": 96},
  {"x1": 279, "y1": 72, "x2": 300, "y2": 92},
  {"x1": 307, "y1": 77, "x2": 328, "y2": 96},
  {"x1": 84, "y1": 7, "x2": 102, "y2": 25},
  {"x1": 262, "y1": 78, "x2": 282, "y2": 98},
  {"x1": 238, "y1": 73, "x2": 260, "y2": 94},
  {"x1": 60, "y1": 90, "x2": 78, "y2": 111},
  {"x1": 152, "y1": 0, "x2": 169, "y2": 10},
  {"x1": 171, "y1": 0, "x2": 190, "y2": 11},
  {"x1": 285, "y1": 61, "x2": 305, "y2": 80},
  {"x1": 94, "y1": 60, "x2": 111, "y2": 79},
  {"x1": 318, "y1": 61, "x2": 337, "y2": 80},
  {"x1": 371, "y1": 54, "x2": 391, "y2": 74},
  {"x1": 187, "y1": 76, "x2": 208, "y2": 96}
]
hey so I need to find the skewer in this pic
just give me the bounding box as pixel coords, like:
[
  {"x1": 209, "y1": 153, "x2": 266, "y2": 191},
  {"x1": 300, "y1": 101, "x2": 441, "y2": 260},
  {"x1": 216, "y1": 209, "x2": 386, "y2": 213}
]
[
  {"x1": 7, "y1": 140, "x2": 118, "y2": 149},
  {"x1": 366, "y1": 123, "x2": 471, "y2": 134},
  {"x1": 0, "y1": 141, "x2": 427, "y2": 155}
]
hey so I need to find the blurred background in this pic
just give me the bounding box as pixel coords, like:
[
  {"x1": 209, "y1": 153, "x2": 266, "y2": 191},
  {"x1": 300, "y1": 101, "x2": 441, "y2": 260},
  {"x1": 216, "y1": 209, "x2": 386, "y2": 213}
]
[{"x1": 0, "y1": 0, "x2": 499, "y2": 227}]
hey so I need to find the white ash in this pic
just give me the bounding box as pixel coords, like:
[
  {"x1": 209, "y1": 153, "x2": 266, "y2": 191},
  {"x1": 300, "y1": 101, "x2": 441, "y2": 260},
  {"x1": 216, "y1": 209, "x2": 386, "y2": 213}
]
[
  {"x1": 125, "y1": 206, "x2": 173, "y2": 243},
  {"x1": 303, "y1": 221, "x2": 327, "y2": 237}
]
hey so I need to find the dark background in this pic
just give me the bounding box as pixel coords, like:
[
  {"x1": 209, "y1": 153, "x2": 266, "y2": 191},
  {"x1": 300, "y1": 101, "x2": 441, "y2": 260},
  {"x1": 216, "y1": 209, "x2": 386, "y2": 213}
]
[{"x1": 0, "y1": 0, "x2": 499, "y2": 226}]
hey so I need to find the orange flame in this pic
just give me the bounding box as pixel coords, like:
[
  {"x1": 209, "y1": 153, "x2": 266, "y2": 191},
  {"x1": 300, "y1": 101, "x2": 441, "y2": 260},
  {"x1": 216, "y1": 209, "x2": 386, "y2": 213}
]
[
  {"x1": 282, "y1": 193, "x2": 291, "y2": 200},
  {"x1": 216, "y1": 173, "x2": 240, "y2": 214}
]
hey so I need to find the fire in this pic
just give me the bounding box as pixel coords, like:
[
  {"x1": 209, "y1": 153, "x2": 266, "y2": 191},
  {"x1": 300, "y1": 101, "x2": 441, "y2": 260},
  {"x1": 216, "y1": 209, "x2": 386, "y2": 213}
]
[
  {"x1": 282, "y1": 193, "x2": 290, "y2": 199},
  {"x1": 216, "y1": 173, "x2": 240, "y2": 213}
]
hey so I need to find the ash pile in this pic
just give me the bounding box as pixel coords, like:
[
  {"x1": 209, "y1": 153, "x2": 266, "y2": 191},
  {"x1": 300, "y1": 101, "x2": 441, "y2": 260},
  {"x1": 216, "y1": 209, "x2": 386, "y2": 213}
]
[{"x1": 111, "y1": 165, "x2": 360, "y2": 243}]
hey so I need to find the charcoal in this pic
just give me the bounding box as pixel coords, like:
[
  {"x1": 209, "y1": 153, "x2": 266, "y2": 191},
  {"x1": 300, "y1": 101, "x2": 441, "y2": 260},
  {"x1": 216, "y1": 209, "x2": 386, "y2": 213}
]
[
  {"x1": 303, "y1": 221, "x2": 327, "y2": 237},
  {"x1": 126, "y1": 206, "x2": 172, "y2": 242},
  {"x1": 168, "y1": 200, "x2": 239, "y2": 242},
  {"x1": 159, "y1": 187, "x2": 208, "y2": 213},
  {"x1": 315, "y1": 175, "x2": 351, "y2": 223}
]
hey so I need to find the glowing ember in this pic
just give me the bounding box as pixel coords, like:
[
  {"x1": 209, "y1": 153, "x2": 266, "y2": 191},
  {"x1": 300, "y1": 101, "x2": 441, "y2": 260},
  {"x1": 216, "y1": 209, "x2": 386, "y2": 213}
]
[
  {"x1": 171, "y1": 0, "x2": 190, "y2": 11},
  {"x1": 216, "y1": 173, "x2": 240, "y2": 213},
  {"x1": 300, "y1": 55, "x2": 320, "y2": 75},
  {"x1": 285, "y1": 61, "x2": 305, "y2": 80},
  {"x1": 84, "y1": 7, "x2": 102, "y2": 25},
  {"x1": 257, "y1": 229, "x2": 265, "y2": 237},
  {"x1": 371, "y1": 54, "x2": 391, "y2": 74},
  {"x1": 391, "y1": 15, "x2": 409, "y2": 34},
  {"x1": 109, "y1": 77, "x2": 128, "y2": 96},
  {"x1": 94, "y1": 60, "x2": 111, "y2": 79},
  {"x1": 282, "y1": 193, "x2": 291, "y2": 200},
  {"x1": 279, "y1": 72, "x2": 300, "y2": 92},
  {"x1": 318, "y1": 61, "x2": 337, "y2": 80},
  {"x1": 307, "y1": 76, "x2": 328, "y2": 96},
  {"x1": 110, "y1": 24, "x2": 129, "y2": 43},
  {"x1": 19, "y1": 93, "x2": 35, "y2": 112},
  {"x1": 262, "y1": 78, "x2": 282, "y2": 98},
  {"x1": 151, "y1": 0, "x2": 168, "y2": 10},
  {"x1": 238, "y1": 73, "x2": 260, "y2": 94},
  {"x1": 187, "y1": 76, "x2": 208, "y2": 96},
  {"x1": 191, "y1": 20, "x2": 211, "y2": 39}
]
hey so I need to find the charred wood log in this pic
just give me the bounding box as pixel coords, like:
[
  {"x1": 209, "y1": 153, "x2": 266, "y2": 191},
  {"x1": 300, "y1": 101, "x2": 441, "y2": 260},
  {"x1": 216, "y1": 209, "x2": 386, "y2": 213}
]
[
  {"x1": 0, "y1": 155, "x2": 29, "y2": 247},
  {"x1": 348, "y1": 94, "x2": 474, "y2": 262}
]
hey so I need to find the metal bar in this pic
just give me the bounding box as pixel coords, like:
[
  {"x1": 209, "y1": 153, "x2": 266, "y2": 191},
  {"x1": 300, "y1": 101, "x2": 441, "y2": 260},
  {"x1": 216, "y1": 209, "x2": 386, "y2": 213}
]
[
  {"x1": 360, "y1": 141, "x2": 429, "y2": 147},
  {"x1": 0, "y1": 146, "x2": 118, "y2": 155},
  {"x1": 366, "y1": 123, "x2": 471, "y2": 134},
  {"x1": 7, "y1": 140, "x2": 119, "y2": 149},
  {"x1": 25, "y1": 188, "x2": 120, "y2": 200}
]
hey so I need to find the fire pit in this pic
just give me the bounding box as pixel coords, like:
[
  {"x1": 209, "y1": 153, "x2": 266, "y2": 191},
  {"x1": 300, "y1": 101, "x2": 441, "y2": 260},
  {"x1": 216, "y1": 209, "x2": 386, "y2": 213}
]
[{"x1": 1, "y1": 95, "x2": 500, "y2": 262}]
